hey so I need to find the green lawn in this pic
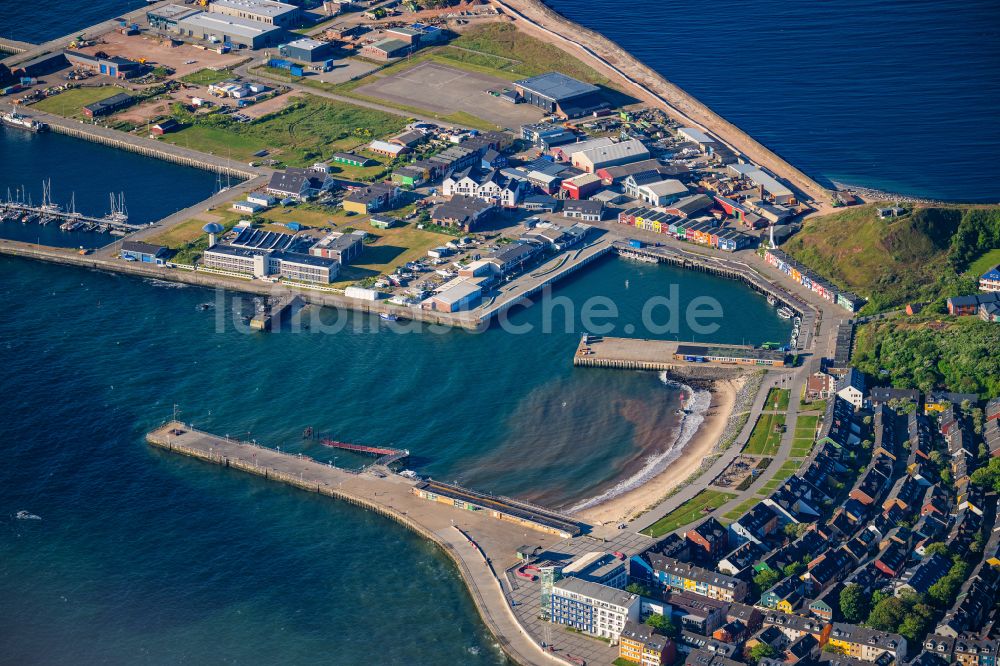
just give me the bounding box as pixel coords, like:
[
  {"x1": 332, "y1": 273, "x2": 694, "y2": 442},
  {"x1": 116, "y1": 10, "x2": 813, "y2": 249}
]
[
  {"x1": 967, "y1": 248, "x2": 1000, "y2": 277},
  {"x1": 799, "y1": 399, "x2": 827, "y2": 412},
  {"x1": 640, "y1": 491, "x2": 735, "y2": 538},
  {"x1": 794, "y1": 414, "x2": 819, "y2": 436},
  {"x1": 744, "y1": 413, "x2": 786, "y2": 456},
  {"x1": 162, "y1": 95, "x2": 407, "y2": 166},
  {"x1": 449, "y1": 23, "x2": 609, "y2": 85},
  {"x1": 33, "y1": 86, "x2": 124, "y2": 119},
  {"x1": 180, "y1": 68, "x2": 234, "y2": 85},
  {"x1": 764, "y1": 388, "x2": 790, "y2": 412},
  {"x1": 722, "y1": 498, "x2": 761, "y2": 523},
  {"x1": 790, "y1": 439, "x2": 815, "y2": 458}
]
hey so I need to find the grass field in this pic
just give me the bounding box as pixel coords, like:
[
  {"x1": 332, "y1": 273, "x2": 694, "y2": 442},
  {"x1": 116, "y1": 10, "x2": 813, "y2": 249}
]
[
  {"x1": 722, "y1": 498, "x2": 761, "y2": 523},
  {"x1": 968, "y1": 248, "x2": 1000, "y2": 277},
  {"x1": 799, "y1": 398, "x2": 827, "y2": 412},
  {"x1": 180, "y1": 68, "x2": 233, "y2": 85},
  {"x1": 794, "y1": 414, "x2": 819, "y2": 435},
  {"x1": 449, "y1": 23, "x2": 609, "y2": 85},
  {"x1": 33, "y1": 86, "x2": 125, "y2": 119},
  {"x1": 764, "y1": 388, "x2": 790, "y2": 412},
  {"x1": 640, "y1": 490, "x2": 734, "y2": 537},
  {"x1": 162, "y1": 95, "x2": 407, "y2": 166},
  {"x1": 790, "y1": 439, "x2": 815, "y2": 458},
  {"x1": 744, "y1": 413, "x2": 786, "y2": 456}
]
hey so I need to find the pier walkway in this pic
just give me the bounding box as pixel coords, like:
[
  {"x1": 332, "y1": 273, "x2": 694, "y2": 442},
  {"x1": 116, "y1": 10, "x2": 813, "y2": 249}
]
[
  {"x1": 146, "y1": 421, "x2": 568, "y2": 666},
  {"x1": 574, "y1": 335, "x2": 791, "y2": 375},
  {"x1": 0, "y1": 38, "x2": 34, "y2": 55}
]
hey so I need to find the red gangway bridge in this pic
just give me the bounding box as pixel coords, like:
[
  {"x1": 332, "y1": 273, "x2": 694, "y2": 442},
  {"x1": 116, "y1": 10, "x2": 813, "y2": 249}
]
[{"x1": 303, "y1": 428, "x2": 410, "y2": 467}]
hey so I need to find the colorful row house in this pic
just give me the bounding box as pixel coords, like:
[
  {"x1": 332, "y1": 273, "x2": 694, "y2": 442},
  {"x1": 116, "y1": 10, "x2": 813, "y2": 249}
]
[
  {"x1": 617, "y1": 207, "x2": 753, "y2": 252},
  {"x1": 764, "y1": 248, "x2": 865, "y2": 312}
]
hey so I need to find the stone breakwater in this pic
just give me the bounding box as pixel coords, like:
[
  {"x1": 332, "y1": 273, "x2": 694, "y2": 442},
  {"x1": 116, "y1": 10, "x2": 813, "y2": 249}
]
[{"x1": 490, "y1": 0, "x2": 831, "y2": 204}]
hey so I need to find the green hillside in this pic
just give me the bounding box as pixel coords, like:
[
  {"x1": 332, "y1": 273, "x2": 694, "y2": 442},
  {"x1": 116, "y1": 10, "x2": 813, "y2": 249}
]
[
  {"x1": 854, "y1": 316, "x2": 1000, "y2": 398},
  {"x1": 783, "y1": 204, "x2": 1000, "y2": 313}
]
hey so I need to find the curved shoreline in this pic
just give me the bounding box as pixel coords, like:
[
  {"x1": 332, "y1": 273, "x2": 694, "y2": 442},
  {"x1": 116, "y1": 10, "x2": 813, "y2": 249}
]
[{"x1": 579, "y1": 376, "x2": 740, "y2": 525}]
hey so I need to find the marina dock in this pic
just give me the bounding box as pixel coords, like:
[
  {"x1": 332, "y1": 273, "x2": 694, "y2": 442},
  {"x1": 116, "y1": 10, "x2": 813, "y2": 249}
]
[
  {"x1": 145, "y1": 420, "x2": 584, "y2": 666},
  {"x1": 574, "y1": 335, "x2": 790, "y2": 373},
  {"x1": 612, "y1": 241, "x2": 817, "y2": 351}
]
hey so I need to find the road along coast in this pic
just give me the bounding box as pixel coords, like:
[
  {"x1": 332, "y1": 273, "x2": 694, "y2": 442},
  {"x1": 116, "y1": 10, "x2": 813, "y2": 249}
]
[{"x1": 489, "y1": 0, "x2": 831, "y2": 205}]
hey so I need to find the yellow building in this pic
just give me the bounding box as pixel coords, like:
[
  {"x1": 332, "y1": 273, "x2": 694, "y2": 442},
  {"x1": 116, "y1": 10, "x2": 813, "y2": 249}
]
[
  {"x1": 826, "y1": 623, "x2": 907, "y2": 663},
  {"x1": 619, "y1": 621, "x2": 674, "y2": 666}
]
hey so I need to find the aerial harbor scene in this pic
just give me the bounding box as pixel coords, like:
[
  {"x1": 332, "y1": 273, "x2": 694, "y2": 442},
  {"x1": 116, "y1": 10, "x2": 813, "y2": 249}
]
[{"x1": 2, "y1": 1, "x2": 999, "y2": 665}]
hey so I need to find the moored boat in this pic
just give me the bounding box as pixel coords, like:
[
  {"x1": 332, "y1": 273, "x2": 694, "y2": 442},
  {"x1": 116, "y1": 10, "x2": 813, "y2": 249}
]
[{"x1": 1, "y1": 111, "x2": 48, "y2": 133}]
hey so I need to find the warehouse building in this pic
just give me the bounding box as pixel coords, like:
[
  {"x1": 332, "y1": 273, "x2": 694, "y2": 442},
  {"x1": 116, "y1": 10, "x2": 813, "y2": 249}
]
[
  {"x1": 158, "y1": 7, "x2": 285, "y2": 49},
  {"x1": 571, "y1": 139, "x2": 650, "y2": 173},
  {"x1": 121, "y1": 241, "x2": 169, "y2": 265},
  {"x1": 360, "y1": 38, "x2": 411, "y2": 61},
  {"x1": 513, "y1": 71, "x2": 609, "y2": 118},
  {"x1": 64, "y1": 51, "x2": 142, "y2": 79},
  {"x1": 208, "y1": 0, "x2": 301, "y2": 28},
  {"x1": 279, "y1": 37, "x2": 335, "y2": 62},
  {"x1": 83, "y1": 92, "x2": 135, "y2": 118}
]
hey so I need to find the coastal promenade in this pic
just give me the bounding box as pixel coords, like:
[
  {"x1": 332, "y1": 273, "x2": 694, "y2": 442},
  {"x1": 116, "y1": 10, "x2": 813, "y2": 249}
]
[
  {"x1": 146, "y1": 421, "x2": 567, "y2": 666},
  {"x1": 148, "y1": 421, "x2": 660, "y2": 666},
  {"x1": 489, "y1": 0, "x2": 831, "y2": 205}
]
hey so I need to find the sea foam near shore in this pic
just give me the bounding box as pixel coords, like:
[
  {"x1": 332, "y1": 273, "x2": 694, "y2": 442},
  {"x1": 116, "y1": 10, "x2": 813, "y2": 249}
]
[{"x1": 568, "y1": 373, "x2": 710, "y2": 512}]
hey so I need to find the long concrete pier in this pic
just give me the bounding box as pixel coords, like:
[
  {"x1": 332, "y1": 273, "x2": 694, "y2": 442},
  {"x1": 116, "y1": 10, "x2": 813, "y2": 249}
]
[
  {"x1": 574, "y1": 335, "x2": 790, "y2": 375},
  {"x1": 0, "y1": 38, "x2": 34, "y2": 55},
  {"x1": 1, "y1": 103, "x2": 261, "y2": 180},
  {"x1": 146, "y1": 421, "x2": 564, "y2": 666}
]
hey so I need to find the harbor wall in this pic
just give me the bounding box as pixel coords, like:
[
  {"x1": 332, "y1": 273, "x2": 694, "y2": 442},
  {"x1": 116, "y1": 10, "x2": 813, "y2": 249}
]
[
  {"x1": 44, "y1": 120, "x2": 259, "y2": 180},
  {"x1": 0, "y1": 241, "x2": 485, "y2": 330},
  {"x1": 146, "y1": 424, "x2": 548, "y2": 666}
]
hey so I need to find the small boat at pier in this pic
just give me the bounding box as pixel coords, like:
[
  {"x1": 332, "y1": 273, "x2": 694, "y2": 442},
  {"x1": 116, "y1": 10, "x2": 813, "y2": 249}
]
[
  {"x1": 1, "y1": 111, "x2": 48, "y2": 133},
  {"x1": 777, "y1": 306, "x2": 795, "y2": 319}
]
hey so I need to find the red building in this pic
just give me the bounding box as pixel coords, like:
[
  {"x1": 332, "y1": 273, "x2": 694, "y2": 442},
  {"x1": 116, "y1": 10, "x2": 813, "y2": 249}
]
[
  {"x1": 560, "y1": 173, "x2": 601, "y2": 200},
  {"x1": 686, "y1": 517, "x2": 728, "y2": 560}
]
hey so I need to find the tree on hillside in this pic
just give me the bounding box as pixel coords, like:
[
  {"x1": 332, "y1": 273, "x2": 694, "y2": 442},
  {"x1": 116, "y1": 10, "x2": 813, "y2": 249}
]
[{"x1": 839, "y1": 583, "x2": 869, "y2": 623}]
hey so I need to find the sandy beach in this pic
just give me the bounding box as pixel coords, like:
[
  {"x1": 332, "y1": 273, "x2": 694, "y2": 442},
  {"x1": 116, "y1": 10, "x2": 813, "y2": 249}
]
[{"x1": 579, "y1": 376, "x2": 742, "y2": 525}]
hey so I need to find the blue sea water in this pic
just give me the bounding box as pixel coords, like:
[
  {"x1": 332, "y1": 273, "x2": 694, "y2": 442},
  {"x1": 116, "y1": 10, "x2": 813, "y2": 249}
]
[
  {"x1": 543, "y1": 0, "x2": 1000, "y2": 202},
  {"x1": 1, "y1": 130, "x2": 218, "y2": 248},
  {"x1": 0, "y1": 251, "x2": 789, "y2": 663}
]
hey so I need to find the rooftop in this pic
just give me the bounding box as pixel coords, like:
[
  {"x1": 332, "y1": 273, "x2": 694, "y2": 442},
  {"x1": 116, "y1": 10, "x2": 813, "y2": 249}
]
[{"x1": 514, "y1": 71, "x2": 600, "y2": 101}]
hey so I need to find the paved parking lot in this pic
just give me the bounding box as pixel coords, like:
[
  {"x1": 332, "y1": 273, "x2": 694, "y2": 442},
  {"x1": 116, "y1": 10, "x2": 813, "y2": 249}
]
[{"x1": 355, "y1": 61, "x2": 543, "y2": 128}]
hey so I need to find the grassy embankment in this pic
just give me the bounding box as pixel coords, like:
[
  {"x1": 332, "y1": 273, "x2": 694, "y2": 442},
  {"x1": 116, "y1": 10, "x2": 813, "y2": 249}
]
[
  {"x1": 784, "y1": 203, "x2": 999, "y2": 314},
  {"x1": 280, "y1": 23, "x2": 614, "y2": 130},
  {"x1": 640, "y1": 490, "x2": 734, "y2": 537},
  {"x1": 160, "y1": 95, "x2": 406, "y2": 173},
  {"x1": 785, "y1": 203, "x2": 1000, "y2": 397}
]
